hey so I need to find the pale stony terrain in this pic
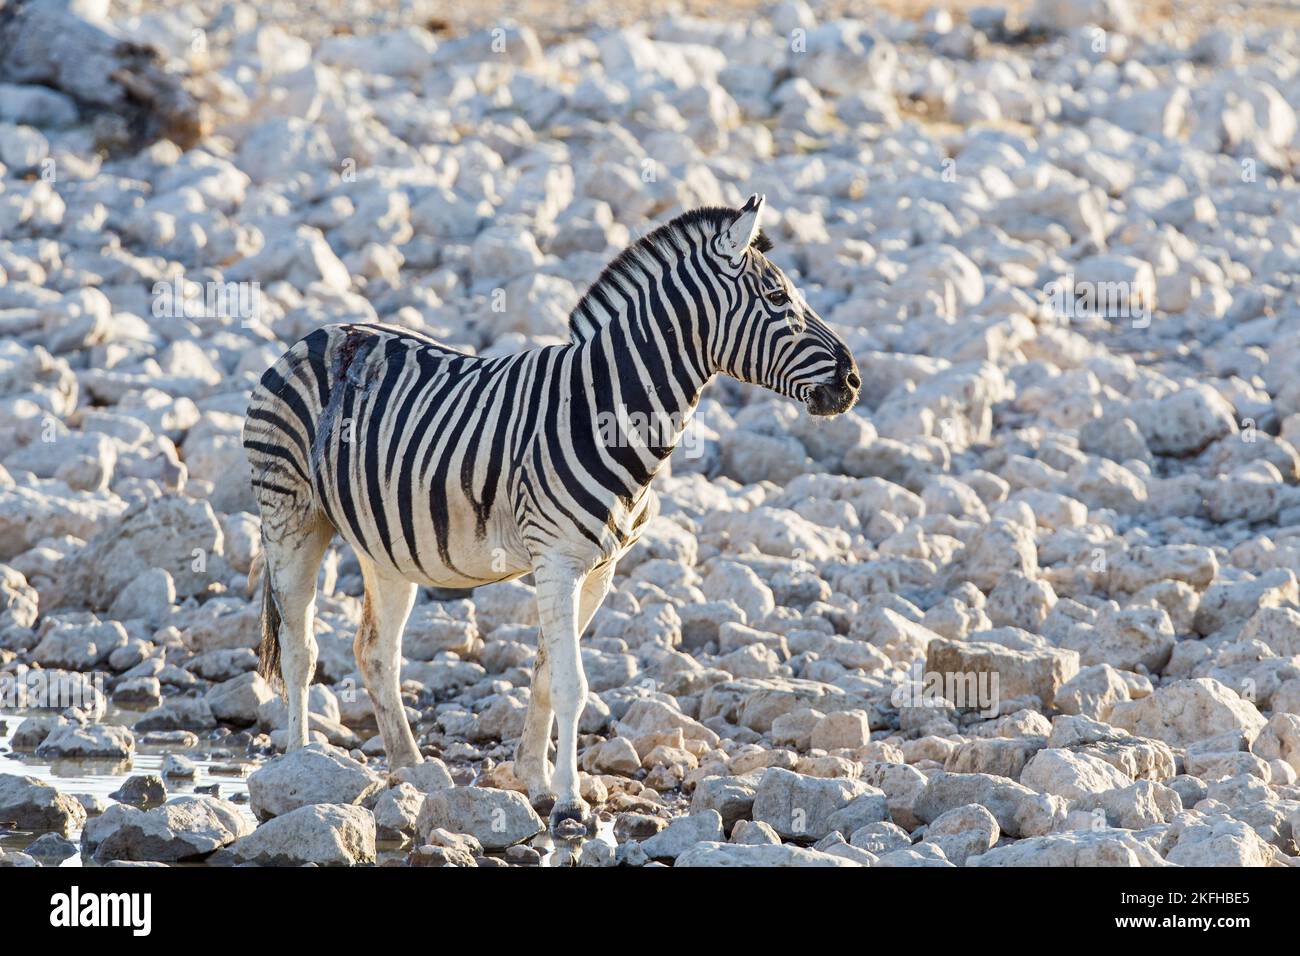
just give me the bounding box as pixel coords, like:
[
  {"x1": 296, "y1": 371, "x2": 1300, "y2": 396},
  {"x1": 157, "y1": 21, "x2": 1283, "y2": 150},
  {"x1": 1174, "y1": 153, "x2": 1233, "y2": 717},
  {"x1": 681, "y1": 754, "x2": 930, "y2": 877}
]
[{"x1": 2, "y1": 0, "x2": 1300, "y2": 867}]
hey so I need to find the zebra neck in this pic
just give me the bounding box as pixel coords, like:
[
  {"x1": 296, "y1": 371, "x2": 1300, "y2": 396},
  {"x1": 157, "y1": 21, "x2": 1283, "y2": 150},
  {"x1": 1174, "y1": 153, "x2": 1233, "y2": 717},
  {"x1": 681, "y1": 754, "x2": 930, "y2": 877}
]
[{"x1": 580, "y1": 307, "x2": 712, "y2": 485}]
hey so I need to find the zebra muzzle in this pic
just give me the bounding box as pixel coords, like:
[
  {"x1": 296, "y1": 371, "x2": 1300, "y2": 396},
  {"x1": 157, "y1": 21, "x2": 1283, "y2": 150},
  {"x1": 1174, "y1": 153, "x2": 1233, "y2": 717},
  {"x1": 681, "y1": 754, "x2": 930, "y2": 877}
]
[{"x1": 807, "y1": 367, "x2": 860, "y2": 417}]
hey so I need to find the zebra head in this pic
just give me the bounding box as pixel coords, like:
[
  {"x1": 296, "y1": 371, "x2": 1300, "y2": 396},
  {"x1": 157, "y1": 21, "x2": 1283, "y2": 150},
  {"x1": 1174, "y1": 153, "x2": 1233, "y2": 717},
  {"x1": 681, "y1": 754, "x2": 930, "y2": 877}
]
[{"x1": 710, "y1": 195, "x2": 861, "y2": 417}]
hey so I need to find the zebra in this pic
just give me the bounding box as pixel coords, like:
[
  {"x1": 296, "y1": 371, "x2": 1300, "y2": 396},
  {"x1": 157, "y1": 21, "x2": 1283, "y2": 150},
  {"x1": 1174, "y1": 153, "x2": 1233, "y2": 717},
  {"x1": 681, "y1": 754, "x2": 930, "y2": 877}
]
[{"x1": 242, "y1": 194, "x2": 860, "y2": 829}]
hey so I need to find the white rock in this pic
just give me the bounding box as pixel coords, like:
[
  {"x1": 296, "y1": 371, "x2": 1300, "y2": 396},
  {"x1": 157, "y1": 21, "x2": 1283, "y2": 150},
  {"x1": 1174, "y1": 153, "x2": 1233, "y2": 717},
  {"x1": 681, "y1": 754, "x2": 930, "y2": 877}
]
[
  {"x1": 0, "y1": 123, "x2": 49, "y2": 170},
  {"x1": 751, "y1": 767, "x2": 886, "y2": 841},
  {"x1": 1020, "y1": 748, "x2": 1133, "y2": 800},
  {"x1": 36, "y1": 722, "x2": 134, "y2": 760},
  {"x1": 969, "y1": 829, "x2": 1166, "y2": 866},
  {"x1": 218, "y1": 804, "x2": 375, "y2": 866},
  {"x1": 1105, "y1": 679, "x2": 1267, "y2": 749},
  {"x1": 674, "y1": 841, "x2": 862, "y2": 867},
  {"x1": 247, "y1": 743, "x2": 385, "y2": 820},
  {"x1": 1028, "y1": 0, "x2": 1137, "y2": 32},
  {"x1": 922, "y1": 803, "x2": 999, "y2": 865},
  {"x1": 318, "y1": 28, "x2": 437, "y2": 77},
  {"x1": 1132, "y1": 386, "x2": 1237, "y2": 457},
  {"x1": 415, "y1": 786, "x2": 543, "y2": 850},
  {"x1": 83, "y1": 795, "x2": 252, "y2": 863}
]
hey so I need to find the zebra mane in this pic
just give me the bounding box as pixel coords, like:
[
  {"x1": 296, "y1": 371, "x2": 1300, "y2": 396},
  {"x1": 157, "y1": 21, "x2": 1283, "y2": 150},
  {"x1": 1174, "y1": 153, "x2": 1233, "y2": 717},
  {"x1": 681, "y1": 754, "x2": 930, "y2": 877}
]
[{"x1": 567, "y1": 206, "x2": 773, "y2": 343}]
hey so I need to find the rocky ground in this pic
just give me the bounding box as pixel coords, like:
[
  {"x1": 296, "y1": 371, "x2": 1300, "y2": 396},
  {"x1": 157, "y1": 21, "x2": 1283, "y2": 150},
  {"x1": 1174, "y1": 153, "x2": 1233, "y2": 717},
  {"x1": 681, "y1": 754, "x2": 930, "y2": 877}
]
[{"x1": 2, "y1": 0, "x2": 1300, "y2": 867}]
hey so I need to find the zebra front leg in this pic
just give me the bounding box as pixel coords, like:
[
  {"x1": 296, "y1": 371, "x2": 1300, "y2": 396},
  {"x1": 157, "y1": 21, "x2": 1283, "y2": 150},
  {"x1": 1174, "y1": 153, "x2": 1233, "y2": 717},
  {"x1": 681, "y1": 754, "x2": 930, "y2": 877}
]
[
  {"x1": 355, "y1": 561, "x2": 422, "y2": 769},
  {"x1": 517, "y1": 563, "x2": 613, "y2": 809},
  {"x1": 515, "y1": 638, "x2": 554, "y2": 806},
  {"x1": 534, "y1": 560, "x2": 590, "y2": 831}
]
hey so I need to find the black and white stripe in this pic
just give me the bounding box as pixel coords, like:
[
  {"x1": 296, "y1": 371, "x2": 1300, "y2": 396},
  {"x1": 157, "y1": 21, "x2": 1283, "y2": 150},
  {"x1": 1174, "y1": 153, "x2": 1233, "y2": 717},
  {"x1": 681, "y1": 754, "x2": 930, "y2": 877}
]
[
  {"x1": 245, "y1": 200, "x2": 857, "y2": 585},
  {"x1": 242, "y1": 196, "x2": 859, "y2": 822}
]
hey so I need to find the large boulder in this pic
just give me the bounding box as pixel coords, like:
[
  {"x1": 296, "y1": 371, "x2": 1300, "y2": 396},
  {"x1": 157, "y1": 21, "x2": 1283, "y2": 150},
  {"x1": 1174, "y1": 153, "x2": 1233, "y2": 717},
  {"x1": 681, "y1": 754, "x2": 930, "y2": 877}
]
[
  {"x1": 914, "y1": 771, "x2": 1067, "y2": 838},
  {"x1": 1104, "y1": 679, "x2": 1267, "y2": 749},
  {"x1": 751, "y1": 767, "x2": 886, "y2": 841},
  {"x1": 36, "y1": 722, "x2": 134, "y2": 760},
  {"x1": 82, "y1": 796, "x2": 252, "y2": 863},
  {"x1": 0, "y1": 775, "x2": 86, "y2": 835},
  {"x1": 247, "y1": 743, "x2": 385, "y2": 820},
  {"x1": 67, "y1": 496, "x2": 226, "y2": 608},
  {"x1": 969, "y1": 829, "x2": 1167, "y2": 867},
  {"x1": 414, "y1": 786, "x2": 543, "y2": 851},
  {"x1": 674, "y1": 841, "x2": 862, "y2": 867},
  {"x1": 925, "y1": 639, "x2": 1078, "y2": 709},
  {"x1": 638, "y1": 810, "x2": 725, "y2": 861},
  {"x1": 215, "y1": 804, "x2": 376, "y2": 866}
]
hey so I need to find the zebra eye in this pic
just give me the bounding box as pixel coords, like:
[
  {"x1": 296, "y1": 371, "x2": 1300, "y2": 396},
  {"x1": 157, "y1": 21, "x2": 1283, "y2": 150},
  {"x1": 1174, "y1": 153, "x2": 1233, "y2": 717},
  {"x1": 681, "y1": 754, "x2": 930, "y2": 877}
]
[{"x1": 766, "y1": 289, "x2": 789, "y2": 307}]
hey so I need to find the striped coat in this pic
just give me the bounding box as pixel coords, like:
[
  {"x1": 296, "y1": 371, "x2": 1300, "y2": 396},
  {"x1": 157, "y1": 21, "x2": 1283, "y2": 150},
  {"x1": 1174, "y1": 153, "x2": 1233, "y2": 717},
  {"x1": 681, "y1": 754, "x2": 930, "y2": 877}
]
[{"x1": 243, "y1": 195, "x2": 860, "y2": 827}]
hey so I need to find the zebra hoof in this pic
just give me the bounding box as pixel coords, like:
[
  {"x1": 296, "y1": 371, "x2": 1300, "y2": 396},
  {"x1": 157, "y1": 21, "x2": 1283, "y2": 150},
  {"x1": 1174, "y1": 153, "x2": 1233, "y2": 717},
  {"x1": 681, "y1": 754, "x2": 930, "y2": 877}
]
[
  {"x1": 549, "y1": 799, "x2": 592, "y2": 838},
  {"x1": 530, "y1": 793, "x2": 556, "y2": 817}
]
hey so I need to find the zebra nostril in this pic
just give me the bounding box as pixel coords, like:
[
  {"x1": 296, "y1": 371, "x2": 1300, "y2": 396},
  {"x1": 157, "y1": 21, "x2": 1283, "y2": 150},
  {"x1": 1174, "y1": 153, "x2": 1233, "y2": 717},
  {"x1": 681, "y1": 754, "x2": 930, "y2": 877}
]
[{"x1": 845, "y1": 370, "x2": 861, "y2": 391}]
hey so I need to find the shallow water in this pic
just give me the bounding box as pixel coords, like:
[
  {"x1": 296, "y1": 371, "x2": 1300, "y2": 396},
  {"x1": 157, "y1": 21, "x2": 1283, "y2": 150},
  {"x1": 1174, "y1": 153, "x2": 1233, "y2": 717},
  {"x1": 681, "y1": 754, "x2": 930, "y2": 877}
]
[
  {"x1": 531, "y1": 817, "x2": 618, "y2": 867},
  {"x1": 1, "y1": 708, "x2": 618, "y2": 866},
  {"x1": 0, "y1": 709, "x2": 257, "y2": 866}
]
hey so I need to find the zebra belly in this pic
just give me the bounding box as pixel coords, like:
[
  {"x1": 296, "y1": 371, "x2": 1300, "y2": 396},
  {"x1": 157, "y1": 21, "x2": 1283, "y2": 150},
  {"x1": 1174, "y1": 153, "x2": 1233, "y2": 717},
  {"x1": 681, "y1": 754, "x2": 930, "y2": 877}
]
[{"x1": 326, "y1": 484, "x2": 533, "y2": 589}]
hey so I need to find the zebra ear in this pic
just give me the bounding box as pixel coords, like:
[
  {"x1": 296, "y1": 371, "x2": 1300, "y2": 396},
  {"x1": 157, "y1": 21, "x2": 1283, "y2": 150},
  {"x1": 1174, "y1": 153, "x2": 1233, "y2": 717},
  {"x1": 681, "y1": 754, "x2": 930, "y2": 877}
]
[{"x1": 720, "y1": 194, "x2": 765, "y2": 261}]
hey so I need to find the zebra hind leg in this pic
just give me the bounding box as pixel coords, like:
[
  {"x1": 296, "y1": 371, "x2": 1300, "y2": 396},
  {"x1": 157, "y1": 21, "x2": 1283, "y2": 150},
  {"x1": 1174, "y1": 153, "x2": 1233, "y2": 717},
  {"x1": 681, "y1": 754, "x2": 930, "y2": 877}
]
[
  {"x1": 354, "y1": 560, "x2": 422, "y2": 769},
  {"x1": 260, "y1": 515, "x2": 333, "y2": 752},
  {"x1": 515, "y1": 638, "x2": 554, "y2": 808}
]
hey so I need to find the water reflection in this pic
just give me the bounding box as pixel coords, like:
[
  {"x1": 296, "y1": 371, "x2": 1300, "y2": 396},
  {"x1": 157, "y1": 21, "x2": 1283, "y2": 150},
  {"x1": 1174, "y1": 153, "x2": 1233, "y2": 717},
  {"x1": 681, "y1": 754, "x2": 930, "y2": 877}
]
[
  {"x1": 1, "y1": 710, "x2": 622, "y2": 867},
  {"x1": 0, "y1": 709, "x2": 257, "y2": 866}
]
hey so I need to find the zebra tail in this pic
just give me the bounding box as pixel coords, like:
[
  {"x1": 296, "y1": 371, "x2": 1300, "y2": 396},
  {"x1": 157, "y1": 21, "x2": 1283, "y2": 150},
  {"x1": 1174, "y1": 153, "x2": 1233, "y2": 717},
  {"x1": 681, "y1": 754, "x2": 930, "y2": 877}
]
[{"x1": 257, "y1": 560, "x2": 285, "y2": 695}]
